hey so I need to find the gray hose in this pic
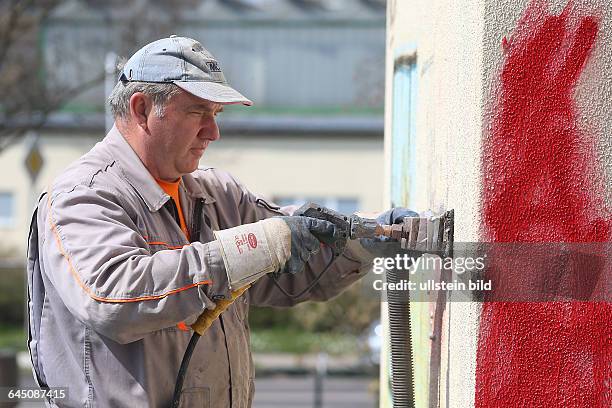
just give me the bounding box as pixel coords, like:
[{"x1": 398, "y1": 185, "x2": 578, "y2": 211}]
[
  {"x1": 385, "y1": 209, "x2": 453, "y2": 408},
  {"x1": 387, "y1": 267, "x2": 415, "y2": 408}
]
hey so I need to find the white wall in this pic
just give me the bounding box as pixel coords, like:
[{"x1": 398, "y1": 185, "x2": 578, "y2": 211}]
[{"x1": 384, "y1": 0, "x2": 485, "y2": 406}]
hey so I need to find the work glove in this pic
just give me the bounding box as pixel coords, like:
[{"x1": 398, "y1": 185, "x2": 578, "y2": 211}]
[
  {"x1": 214, "y1": 216, "x2": 336, "y2": 289},
  {"x1": 278, "y1": 216, "x2": 337, "y2": 274},
  {"x1": 376, "y1": 208, "x2": 419, "y2": 230}
]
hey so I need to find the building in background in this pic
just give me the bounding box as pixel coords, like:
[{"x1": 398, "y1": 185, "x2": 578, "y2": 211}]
[{"x1": 0, "y1": 0, "x2": 387, "y2": 257}]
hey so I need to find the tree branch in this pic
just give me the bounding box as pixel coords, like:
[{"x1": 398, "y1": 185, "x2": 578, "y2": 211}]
[
  {"x1": 0, "y1": 70, "x2": 106, "y2": 154},
  {"x1": 0, "y1": 0, "x2": 37, "y2": 68}
]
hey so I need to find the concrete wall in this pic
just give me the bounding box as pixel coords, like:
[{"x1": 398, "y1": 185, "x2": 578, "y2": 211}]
[
  {"x1": 0, "y1": 131, "x2": 383, "y2": 257},
  {"x1": 385, "y1": 0, "x2": 611, "y2": 406},
  {"x1": 384, "y1": 0, "x2": 484, "y2": 406}
]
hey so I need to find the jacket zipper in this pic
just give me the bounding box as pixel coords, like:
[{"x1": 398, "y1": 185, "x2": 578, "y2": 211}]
[{"x1": 190, "y1": 198, "x2": 205, "y2": 243}]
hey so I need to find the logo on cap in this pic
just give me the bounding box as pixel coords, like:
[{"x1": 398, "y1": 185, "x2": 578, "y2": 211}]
[{"x1": 207, "y1": 61, "x2": 222, "y2": 72}]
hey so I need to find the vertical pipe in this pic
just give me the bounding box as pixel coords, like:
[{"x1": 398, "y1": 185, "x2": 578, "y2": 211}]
[{"x1": 386, "y1": 267, "x2": 414, "y2": 408}]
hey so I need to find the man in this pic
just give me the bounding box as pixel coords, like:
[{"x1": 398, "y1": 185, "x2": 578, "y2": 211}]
[{"x1": 26, "y1": 36, "x2": 411, "y2": 407}]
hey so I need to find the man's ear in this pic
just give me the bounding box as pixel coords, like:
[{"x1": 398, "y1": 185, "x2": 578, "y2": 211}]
[{"x1": 129, "y1": 92, "x2": 151, "y2": 132}]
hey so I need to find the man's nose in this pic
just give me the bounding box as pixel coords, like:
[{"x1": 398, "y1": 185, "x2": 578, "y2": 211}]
[{"x1": 200, "y1": 117, "x2": 220, "y2": 141}]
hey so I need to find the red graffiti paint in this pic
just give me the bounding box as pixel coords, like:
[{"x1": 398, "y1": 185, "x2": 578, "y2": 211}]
[{"x1": 478, "y1": 0, "x2": 611, "y2": 407}]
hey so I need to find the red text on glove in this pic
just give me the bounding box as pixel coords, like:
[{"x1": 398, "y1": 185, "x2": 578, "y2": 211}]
[
  {"x1": 248, "y1": 233, "x2": 258, "y2": 249},
  {"x1": 235, "y1": 233, "x2": 258, "y2": 254}
]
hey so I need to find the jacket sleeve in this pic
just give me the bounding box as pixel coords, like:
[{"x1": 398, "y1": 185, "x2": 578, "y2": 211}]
[
  {"x1": 247, "y1": 240, "x2": 374, "y2": 307},
  {"x1": 39, "y1": 184, "x2": 230, "y2": 344},
  {"x1": 214, "y1": 172, "x2": 374, "y2": 307}
]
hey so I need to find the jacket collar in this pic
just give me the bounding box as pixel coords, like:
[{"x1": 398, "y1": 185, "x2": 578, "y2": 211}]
[{"x1": 103, "y1": 126, "x2": 215, "y2": 212}]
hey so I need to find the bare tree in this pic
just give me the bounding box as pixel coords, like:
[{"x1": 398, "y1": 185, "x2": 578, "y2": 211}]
[
  {"x1": 0, "y1": 0, "x2": 196, "y2": 153},
  {"x1": 0, "y1": 0, "x2": 65, "y2": 151}
]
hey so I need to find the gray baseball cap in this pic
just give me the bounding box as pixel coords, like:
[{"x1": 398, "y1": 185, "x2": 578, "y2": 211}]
[{"x1": 119, "y1": 35, "x2": 252, "y2": 106}]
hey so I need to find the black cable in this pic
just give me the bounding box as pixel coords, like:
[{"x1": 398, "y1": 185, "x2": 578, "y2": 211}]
[
  {"x1": 171, "y1": 253, "x2": 337, "y2": 406},
  {"x1": 171, "y1": 332, "x2": 201, "y2": 408},
  {"x1": 271, "y1": 254, "x2": 337, "y2": 299}
]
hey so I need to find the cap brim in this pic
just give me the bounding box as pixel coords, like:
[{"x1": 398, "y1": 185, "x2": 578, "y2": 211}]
[{"x1": 173, "y1": 81, "x2": 253, "y2": 106}]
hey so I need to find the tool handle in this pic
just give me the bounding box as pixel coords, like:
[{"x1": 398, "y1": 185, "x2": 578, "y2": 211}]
[
  {"x1": 190, "y1": 285, "x2": 250, "y2": 335},
  {"x1": 294, "y1": 203, "x2": 351, "y2": 256}
]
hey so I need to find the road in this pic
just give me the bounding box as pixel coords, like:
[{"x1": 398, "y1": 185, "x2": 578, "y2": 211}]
[
  {"x1": 253, "y1": 376, "x2": 377, "y2": 408},
  {"x1": 15, "y1": 373, "x2": 378, "y2": 408}
]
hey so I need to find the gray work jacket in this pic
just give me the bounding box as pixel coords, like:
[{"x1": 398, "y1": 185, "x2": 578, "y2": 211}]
[{"x1": 26, "y1": 126, "x2": 369, "y2": 408}]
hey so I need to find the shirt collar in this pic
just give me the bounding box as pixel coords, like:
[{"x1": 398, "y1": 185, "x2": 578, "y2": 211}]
[{"x1": 104, "y1": 126, "x2": 215, "y2": 212}]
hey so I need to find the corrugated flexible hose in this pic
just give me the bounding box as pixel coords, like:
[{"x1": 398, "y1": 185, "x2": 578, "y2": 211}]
[
  {"x1": 386, "y1": 209, "x2": 453, "y2": 408},
  {"x1": 387, "y1": 267, "x2": 415, "y2": 408}
]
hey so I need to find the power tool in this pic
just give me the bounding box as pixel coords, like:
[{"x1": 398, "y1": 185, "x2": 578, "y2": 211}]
[{"x1": 172, "y1": 203, "x2": 454, "y2": 407}]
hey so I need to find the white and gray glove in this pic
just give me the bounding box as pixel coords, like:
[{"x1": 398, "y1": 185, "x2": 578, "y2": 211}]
[{"x1": 214, "y1": 216, "x2": 336, "y2": 289}]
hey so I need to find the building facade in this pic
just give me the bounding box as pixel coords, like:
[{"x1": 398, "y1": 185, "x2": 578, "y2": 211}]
[{"x1": 384, "y1": 0, "x2": 611, "y2": 406}]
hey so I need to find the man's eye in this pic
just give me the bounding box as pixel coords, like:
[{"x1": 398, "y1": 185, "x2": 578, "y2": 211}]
[{"x1": 188, "y1": 110, "x2": 220, "y2": 118}]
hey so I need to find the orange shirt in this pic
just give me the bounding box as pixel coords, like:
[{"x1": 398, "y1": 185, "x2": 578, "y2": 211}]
[
  {"x1": 156, "y1": 178, "x2": 192, "y2": 331},
  {"x1": 155, "y1": 178, "x2": 190, "y2": 241}
]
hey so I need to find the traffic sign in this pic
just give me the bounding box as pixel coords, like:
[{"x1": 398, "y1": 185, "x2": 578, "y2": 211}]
[{"x1": 24, "y1": 133, "x2": 44, "y2": 184}]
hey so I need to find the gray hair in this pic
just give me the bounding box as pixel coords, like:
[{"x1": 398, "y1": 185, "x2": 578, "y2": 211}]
[{"x1": 107, "y1": 80, "x2": 181, "y2": 119}]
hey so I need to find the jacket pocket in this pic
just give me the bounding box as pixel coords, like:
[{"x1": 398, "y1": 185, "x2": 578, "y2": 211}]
[
  {"x1": 247, "y1": 377, "x2": 255, "y2": 407},
  {"x1": 231, "y1": 296, "x2": 249, "y2": 323},
  {"x1": 179, "y1": 387, "x2": 210, "y2": 408}
]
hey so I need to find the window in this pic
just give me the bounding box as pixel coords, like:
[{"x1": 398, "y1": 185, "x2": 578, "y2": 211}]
[
  {"x1": 273, "y1": 196, "x2": 359, "y2": 215},
  {"x1": 0, "y1": 192, "x2": 15, "y2": 227},
  {"x1": 390, "y1": 48, "x2": 418, "y2": 207}
]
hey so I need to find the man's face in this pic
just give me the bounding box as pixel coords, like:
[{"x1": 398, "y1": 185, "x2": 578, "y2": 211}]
[{"x1": 146, "y1": 90, "x2": 223, "y2": 181}]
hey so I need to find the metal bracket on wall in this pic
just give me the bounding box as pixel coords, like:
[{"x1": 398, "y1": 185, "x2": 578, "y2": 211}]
[{"x1": 428, "y1": 210, "x2": 454, "y2": 408}]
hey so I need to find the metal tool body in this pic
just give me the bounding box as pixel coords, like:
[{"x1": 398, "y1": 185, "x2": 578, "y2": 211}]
[
  {"x1": 293, "y1": 203, "x2": 388, "y2": 254},
  {"x1": 294, "y1": 202, "x2": 452, "y2": 253}
]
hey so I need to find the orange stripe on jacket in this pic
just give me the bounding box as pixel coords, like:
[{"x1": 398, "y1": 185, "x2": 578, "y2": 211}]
[
  {"x1": 146, "y1": 241, "x2": 186, "y2": 250},
  {"x1": 47, "y1": 190, "x2": 211, "y2": 303}
]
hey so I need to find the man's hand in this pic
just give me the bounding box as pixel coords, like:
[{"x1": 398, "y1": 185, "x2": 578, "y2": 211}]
[
  {"x1": 359, "y1": 207, "x2": 418, "y2": 257},
  {"x1": 276, "y1": 216, "x2": 337, "y2": 274},
  {"x1": 213, "y1": 216, "x2": 336, "y2": 289},
  {"x1": 375, "y1": 208, "x2": 419, "y2": 227}
]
